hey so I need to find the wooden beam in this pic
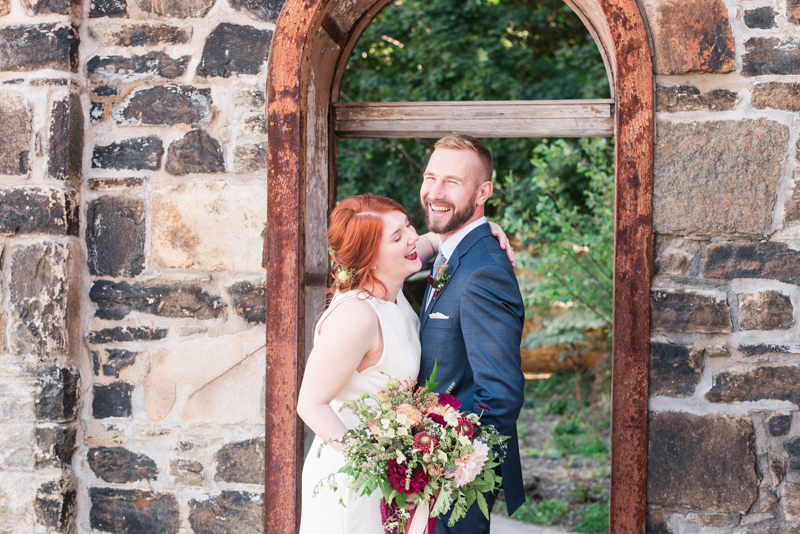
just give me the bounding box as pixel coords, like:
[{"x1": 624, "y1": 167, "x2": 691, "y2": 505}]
[{"x1": 333, "y1": 99, "x2": 614, "y2": 138}]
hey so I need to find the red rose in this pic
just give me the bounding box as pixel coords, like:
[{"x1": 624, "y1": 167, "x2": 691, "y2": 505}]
[
  {"x1": 386, "y1": 459, "x2": 429, "y2": 495},
  {"x1": 438, "y1": 393, "x2": 461, "y2": 410}
]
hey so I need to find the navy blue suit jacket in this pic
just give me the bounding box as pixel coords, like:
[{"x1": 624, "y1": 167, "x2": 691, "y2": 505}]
[{"x1": 418, "y1": 222, "x2": 526, "y2": 515}]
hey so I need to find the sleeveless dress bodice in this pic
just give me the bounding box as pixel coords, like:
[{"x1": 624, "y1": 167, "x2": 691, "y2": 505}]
[{"x1": 299, "y1": 290, "x2": 421, "y2": 534}]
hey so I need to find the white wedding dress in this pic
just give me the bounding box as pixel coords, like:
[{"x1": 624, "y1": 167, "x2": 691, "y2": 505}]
[{"x1": 300, "y1": 289, "x2": 421, "y2": 534}]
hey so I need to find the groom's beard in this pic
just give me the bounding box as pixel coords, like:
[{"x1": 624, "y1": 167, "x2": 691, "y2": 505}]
[{"x1": 422, "y1": 189, "x2": 478, "y2": 235}]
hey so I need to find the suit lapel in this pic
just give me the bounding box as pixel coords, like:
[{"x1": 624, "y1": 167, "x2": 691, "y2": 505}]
[{"x1": 419, "y1": 223, "x2": 492, "y2": 334}]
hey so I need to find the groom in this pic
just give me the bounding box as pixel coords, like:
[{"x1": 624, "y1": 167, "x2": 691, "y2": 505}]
[{"x1": 418, "y1": 135, "x2": 526, "y2": 534}]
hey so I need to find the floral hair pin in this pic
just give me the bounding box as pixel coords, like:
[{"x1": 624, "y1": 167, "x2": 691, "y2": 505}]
[
  {"x1": 328, "y1": 246, "x2": 357, "y2": 284},
  {"x1": 426, "y1": 262, "x2": 450, "y2": 299}
]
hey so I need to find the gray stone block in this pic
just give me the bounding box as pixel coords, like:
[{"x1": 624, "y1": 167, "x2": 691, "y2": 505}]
[
  {"x1": 196, "y1": 23, "x2": 272, "y2": 78},
  {"x1": 651, "y1": 289, "x2": 732, "y2": 333},
  {"x1": 86, "y1": 195, "x2": 146, "y2": 277},
  {"x1": 706, "y1": 366, "x2": 800, "y2": 403},
  {"x1": 738, "y1": 291, "x2": 794, "y2": 331},
  {"x1": 214, "y1": 438, "x2": 264, "y2": 484},
  {"x1": 648, "y1": 412, "x2": 757, "y2": 512},
  {"x1": 47, "y1": 92, "x2": 83, "y2": 183},
  {"x1": 0, "y1": 91, "x2": 31, "y2": 175},
  {"x1": 0, "y1": 186, "x2": 78, "y2": 236},
  {"x1": 90, "y1": 280, "x2": 223, "y2": 320},
  {"x1": 7, "y1": 241, "x2": 79, "y2": 360},
  {"x1": 114, "y1": 84, "x2": 211, "y2": 126},
  {"x1": 189, "y1": 491, "x2": 263, "y2": 533},
  {"x1": 90, "y1": 488, "x2": 180, "y2": 534},
  {"x1": 0, "y1": 24, "x2": 79, "y2": 72},
  {"x1": 88, "y1": 447, "x2": 158, "y2": 483},
  {"x1": 165, "y1": 129, "x2": 224, "y2": 175},
  {"x1": 654, "y1": 119, "x2": 788, "y2": 235}
]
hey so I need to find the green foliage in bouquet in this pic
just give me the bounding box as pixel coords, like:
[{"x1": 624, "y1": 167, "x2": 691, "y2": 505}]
[{"x1": 316, "y1": 371, "x2": 509, "y2": 530}]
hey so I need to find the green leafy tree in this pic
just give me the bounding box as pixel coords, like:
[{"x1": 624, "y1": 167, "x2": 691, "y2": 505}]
[
  {"x1": 338, "y1": 0, "x2": 615, "y2": 354},
  {"x1": 338, "y1": 0, "x2": 610, "y2": 230},
  {"x1": 491, "y1": 138, "x2": 614, "y2": 350}
]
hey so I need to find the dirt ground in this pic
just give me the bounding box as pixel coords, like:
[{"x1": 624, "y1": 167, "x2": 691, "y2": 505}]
[{"x1": 494, "y1": 409, "x2": 610, "y2": 531}]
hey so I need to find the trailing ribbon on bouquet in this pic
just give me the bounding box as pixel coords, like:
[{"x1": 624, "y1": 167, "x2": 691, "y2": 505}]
[{"x1": 405, "y1": 497, "x2": 436, "y2": 534}]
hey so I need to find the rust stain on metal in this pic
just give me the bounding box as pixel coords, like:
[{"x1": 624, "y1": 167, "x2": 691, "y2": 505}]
[
  {"x1": 267, "y1": 0, "x2": 654, "y2": 532},
  {"x1": 266, "y1": 1, "x2": 321, "y2": 533},
  {"x1": 597, "y1": 0, "x2": 654, "y2": 530}
]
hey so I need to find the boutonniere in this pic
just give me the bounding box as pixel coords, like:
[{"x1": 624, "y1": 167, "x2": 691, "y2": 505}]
[{"x1": 426, "y1": 263, "x2": 451, "y2": 299}]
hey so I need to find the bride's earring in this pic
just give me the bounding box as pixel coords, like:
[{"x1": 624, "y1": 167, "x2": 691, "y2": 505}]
[{"x1": 372, "y1": 264, "x2": 377, "y2": 269}]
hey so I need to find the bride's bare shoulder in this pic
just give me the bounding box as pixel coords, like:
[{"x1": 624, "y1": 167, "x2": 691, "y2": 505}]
[{"x1": 318, "y1": 296, "x2": 377, "y2": 337}]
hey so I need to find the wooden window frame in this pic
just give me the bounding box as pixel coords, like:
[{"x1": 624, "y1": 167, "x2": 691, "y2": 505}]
[{"x1": 265, "y1": 1, "x2": 654, "y2": 532}]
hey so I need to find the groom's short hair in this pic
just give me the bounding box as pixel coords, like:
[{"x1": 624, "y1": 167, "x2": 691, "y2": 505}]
[{"x1": 434, "y1": 134, "x2": 493, "y2": 183}]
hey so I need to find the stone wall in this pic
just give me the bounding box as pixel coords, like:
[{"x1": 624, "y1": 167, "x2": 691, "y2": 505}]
[
  {"x1": 2, "y1": 0, "x2": 800, "y2": 530},
  {"x1": 0, "y1": 0, "x2": 274, "y2": 530},
  {"x1": 645, "y1": 0, "x2": 800, "y2": 530}
]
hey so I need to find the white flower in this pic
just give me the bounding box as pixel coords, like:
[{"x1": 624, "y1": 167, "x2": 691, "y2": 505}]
[
  {"x1": 467, "y1": 413, "x2": 479, "y2": 423},
  {"x1": 396, "y1": 451, "x2": 405, "y2": 463},
  {"x1": 444, "y1": 411, "x2": 460, "y2": 427},
  {"x1": 385, "y1": 428, "x2": 396, "y2": 439},
  {"x1": 437, "y1": 451, "x2": 448, "y2": 463},
  {"x1": 381, "y1": 419, "x2": 391, "y2": 429},
  {"x1": 458, "y1": 435, "x2": 470, "y2": 446},
  {"x1": 397, "y1": 427, "x2": 408, "y2": 436},
  {"x1": 382, "y1": 402, "x2": 392, "y2": 411},
  {"x1": 396, "y1": 413, "x2": 411, "y2": 427}
]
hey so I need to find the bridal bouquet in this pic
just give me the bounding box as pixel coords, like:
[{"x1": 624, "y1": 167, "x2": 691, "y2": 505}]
[{"x1": 316, "y1": 365, "x2": 508, "y2": 533}]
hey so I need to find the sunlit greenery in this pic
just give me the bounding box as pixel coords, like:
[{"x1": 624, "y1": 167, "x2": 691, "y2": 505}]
[{"x1": 338, "y1": 0, "x2": 610, "y2": 231}]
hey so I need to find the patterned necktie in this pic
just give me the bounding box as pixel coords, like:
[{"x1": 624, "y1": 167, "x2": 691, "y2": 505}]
[{"x1": 432, "y1": 250, "x2": 447, "y2": 279}]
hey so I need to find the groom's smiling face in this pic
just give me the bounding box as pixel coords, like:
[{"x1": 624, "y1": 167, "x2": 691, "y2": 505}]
[{"x1": 421, "y1": 148, "x2": 492, "y2": 237}]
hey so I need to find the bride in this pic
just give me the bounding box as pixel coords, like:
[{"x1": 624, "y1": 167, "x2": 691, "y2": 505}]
[{"x1": 297, "y1": 193, "x2": 511, "y2": 534}]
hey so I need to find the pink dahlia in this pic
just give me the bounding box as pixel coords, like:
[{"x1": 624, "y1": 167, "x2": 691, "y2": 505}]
[
  {"x1": 386, "y1": 459, "x2": 429, "y2": 494},
  {"x1": 456, "y1": 417, "x2": 475, "y2": 439},
  {"x1": 438, "y1": 393, "x2": 461, "y2": 410},
  {"x1": 448, "y1": 441, "x2": 490, "y2": 487},
  {"x1": 413, "y1": 431, "x2": 439, "y2": 453}
]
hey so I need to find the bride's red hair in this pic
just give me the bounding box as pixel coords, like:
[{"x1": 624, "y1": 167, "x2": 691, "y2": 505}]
[{"x1": 327, "y1": 193, "x2": 405, "y2": 299}]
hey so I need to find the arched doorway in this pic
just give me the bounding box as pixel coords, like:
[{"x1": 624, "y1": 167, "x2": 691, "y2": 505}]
[{"x1": 265, "y1": 0, "x2": 653, "y2": 531}]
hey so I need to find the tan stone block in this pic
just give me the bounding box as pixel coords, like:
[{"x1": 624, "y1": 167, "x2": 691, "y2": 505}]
[
  {"x1": 783, "y1": 483, "x2": 800, "y2": 521},
  {"x1": 151, "y1": 180, "x2": 267, "y2": 271},
  {"x1": 142, "y1": 330, "x2": 265, "y2": 424}
]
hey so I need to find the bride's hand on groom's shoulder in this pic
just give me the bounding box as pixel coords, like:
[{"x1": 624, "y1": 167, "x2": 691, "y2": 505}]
[{"x1": 488, "y1": 222, "x2": 516, "y2": 267}]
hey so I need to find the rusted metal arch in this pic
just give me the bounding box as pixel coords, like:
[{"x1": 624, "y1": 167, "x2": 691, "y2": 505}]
[{"x1": 265, "y1": 0, "x2": 654, "y2": 531}]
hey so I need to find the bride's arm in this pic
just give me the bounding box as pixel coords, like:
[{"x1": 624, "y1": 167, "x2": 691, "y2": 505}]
[
  {"x1": 297, "y1": 299, "x2": 381, "y2": 452},
  {"x1": 416, "y1": 223, "x2": 516, "y2": 266}
]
